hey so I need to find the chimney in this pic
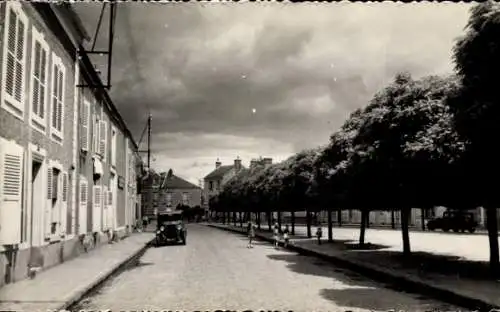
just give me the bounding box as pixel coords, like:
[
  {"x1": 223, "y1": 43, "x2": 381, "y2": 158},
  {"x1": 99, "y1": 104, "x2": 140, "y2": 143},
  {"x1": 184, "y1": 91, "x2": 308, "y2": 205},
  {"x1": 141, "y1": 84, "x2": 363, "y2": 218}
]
[
  {"x1": 263, "y1": 157, "x2": 273, "y2": 167},
  {"x1": 215, "y1": 158, "x2": 221, "y2": 169},
  {"x1": 234, "y1": 156, "x2": 242, "y2": 171}
]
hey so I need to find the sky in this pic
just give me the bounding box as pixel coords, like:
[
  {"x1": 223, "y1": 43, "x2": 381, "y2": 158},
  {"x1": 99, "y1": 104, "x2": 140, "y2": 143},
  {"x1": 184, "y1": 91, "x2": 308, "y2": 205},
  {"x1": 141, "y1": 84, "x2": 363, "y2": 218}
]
[{"x1": 72, "y1": 2, "x2": 472, "y2": 186}]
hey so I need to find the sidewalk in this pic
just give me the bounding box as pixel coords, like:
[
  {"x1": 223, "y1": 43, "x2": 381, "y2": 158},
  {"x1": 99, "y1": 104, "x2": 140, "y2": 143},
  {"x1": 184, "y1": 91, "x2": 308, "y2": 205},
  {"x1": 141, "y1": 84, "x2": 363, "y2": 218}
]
[
  {"x1": 0, "y1": 232, "x2": 154, "y2": 312},
  {"x1": 209, "y1": 223, "x2": 500, "y2": 311}
]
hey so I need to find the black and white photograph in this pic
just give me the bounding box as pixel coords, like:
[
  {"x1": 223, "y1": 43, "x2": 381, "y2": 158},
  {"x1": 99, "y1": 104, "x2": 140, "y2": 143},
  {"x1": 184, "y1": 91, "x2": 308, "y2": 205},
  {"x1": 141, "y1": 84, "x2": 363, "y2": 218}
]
[{"x1": 0, "y1": 1, "x2": 499, "y2": 311}]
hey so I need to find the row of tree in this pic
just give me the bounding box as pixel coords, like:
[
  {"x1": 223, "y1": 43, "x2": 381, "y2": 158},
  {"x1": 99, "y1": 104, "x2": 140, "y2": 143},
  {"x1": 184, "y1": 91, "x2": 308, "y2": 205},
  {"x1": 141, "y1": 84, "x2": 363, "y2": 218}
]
[{"x1": 209, "y1": 2, "x2": 500, "y2": 275}]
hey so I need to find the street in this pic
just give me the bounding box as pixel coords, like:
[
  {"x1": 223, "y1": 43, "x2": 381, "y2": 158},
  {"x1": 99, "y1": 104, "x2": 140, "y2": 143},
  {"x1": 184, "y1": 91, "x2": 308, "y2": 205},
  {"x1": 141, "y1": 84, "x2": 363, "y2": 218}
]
[{"x1": 76, "y1": 225, "x2": 460, "y2": 312}]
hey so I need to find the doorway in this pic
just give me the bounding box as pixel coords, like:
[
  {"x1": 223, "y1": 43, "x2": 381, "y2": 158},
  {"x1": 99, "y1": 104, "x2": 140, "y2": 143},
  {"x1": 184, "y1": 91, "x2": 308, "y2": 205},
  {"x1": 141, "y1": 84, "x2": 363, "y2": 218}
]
[{"x1": 28, "y1": 159, "x2": 43, "y2": 268}]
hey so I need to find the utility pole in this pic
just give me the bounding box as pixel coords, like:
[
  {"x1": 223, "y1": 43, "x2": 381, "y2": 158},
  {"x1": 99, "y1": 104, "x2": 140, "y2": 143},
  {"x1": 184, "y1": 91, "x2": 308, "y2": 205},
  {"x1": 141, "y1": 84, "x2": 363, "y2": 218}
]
[{"x1": 147, "y1": 113, "x2": 152, "y2": 169}]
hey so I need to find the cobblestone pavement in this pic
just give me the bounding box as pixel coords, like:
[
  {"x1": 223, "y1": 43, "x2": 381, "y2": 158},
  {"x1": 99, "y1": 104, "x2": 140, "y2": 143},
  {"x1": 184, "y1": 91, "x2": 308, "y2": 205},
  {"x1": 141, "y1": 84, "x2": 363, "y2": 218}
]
[{"x1": 76, "y1": 224, "x2": 460, "y2": 312}]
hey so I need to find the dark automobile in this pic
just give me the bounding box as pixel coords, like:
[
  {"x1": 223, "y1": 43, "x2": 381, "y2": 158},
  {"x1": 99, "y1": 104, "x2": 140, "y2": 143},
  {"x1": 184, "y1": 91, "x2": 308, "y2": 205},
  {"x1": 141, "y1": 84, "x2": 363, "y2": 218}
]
[
  {"x1": 426, "y1": 210, "x2": 477, "y2": 233},
  {"x1": 155, "y1": 210, "x2": 187, "y2": 246}
]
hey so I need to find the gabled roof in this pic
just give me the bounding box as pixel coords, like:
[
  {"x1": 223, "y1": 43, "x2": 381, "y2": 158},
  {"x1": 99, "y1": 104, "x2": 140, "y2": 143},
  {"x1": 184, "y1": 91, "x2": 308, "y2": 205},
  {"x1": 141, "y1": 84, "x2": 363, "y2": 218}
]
[
  {"x1": 204, "y1": 165, "x2": 234, "y2": 180},
  {"x1": 161, "y1": 174, "x2": 200, "y2": 190}
]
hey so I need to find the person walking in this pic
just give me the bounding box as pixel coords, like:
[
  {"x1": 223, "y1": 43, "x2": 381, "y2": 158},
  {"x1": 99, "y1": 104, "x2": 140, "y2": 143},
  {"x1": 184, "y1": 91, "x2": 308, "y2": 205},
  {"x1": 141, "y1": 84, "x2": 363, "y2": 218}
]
[
  {"x1": 273, "y1": 222, "x2": 280, "y2": 249},
  {"x1": 316, "y1": 223, "x2": 323, "y2": 245},
  {"x1": 247, "y1": 221, "x2": 256, "y2": 248},
  {"x1": 142, "y1": 215, "x2": 149, "y2": 231},
  {"x1": 283, "y1": 224, "x2": 290, "y2": 248}
]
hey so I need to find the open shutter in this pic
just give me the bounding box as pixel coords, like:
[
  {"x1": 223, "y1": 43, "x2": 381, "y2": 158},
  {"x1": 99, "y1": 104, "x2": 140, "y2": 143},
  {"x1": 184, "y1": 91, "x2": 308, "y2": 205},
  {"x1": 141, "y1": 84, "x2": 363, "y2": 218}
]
[
  {"x1": 62, "y1": 172, "x2": 68, "y2": 202},
  {"x1": 99, "y1": 120, "x2": 107, "y2": 158},
  {"x1": 81, "y1": 101, "x2": 89, "y2": 151},
  {"x1": 0, "y1": 139, "x2": 24, "y2": 245},
  {"x1": 47, "y1": 166, "x2": 52, "y2": 199},
  {"x1": 57, "y1": 65, "x2": 64, "y2": 132},
  {"x1": 79, "y1": 178, "x2": 88, "y2": 234},
  {"x1": 93, "y1": 185, "x2": 102, "y2": 232}
]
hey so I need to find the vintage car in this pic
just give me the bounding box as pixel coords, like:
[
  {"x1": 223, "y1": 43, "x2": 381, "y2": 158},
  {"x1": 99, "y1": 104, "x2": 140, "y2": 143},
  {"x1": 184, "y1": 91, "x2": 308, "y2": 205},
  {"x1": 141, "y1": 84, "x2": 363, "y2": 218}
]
[
  {"x1": 155, "y1": 210, "x2": 187, "y2": 246},
  {"x1": 426, "y1": 210, "x2": 477, "y2": 233}
]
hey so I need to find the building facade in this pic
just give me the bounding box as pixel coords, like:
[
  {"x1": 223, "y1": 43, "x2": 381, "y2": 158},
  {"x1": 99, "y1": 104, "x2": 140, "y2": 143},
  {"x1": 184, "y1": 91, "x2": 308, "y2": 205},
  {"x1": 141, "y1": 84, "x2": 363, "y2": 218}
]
[
  {"x1": 204, "y1": 157, "x2": 246, "y2": 210},
  {"x1": 157, "y1": 169, "x2": 202, "y2": 212},
  {"x1": 0, "y1": 2, "x2": 141, "y2": 287}
]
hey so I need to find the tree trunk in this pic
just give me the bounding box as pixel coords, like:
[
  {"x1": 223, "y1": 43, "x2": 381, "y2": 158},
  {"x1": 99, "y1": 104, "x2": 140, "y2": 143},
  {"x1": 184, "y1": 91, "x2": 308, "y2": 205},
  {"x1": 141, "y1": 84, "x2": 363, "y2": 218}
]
[
  {"x1": 239, "y1": 212, "x2": 243, "y2": 227},
  {"x1": 366, "y1": 211, "x2": 370, "y2": 228},
  {"x1": 257, "y1": 212, "x2": 261, "y2": 230},
  {"x1": 337, "y1": 209, "x2": 342, "y2": 227},
  {"x1": 291, "y1": 211, "x2": 295, "y2": 235},
  {"x1": 327, "y1": 209, "x2": 333, "y2": 242},
  {"x1": 486, "y1": 206, "x2": 500, "y2": 277},
  {"x1": 277, "y1": 211, "x2": 282, "y2": 231},
  {"x1": 359, "y1": 210, "x2": 368, "y2": 246},
  {"x1": 391, "y1": 210, "x2": 396, "y2": 229},
  {"x1": 421, "y1": 208, "x2": 426, "y2": 231},
  {"x1": 401, "y1": 207, "x2": 411, "y2": 257},
  {"x1": 233, "y1": 212, "x2": 237, "y2": 226},
  {"x1": 267, "y1": 212, "x2": 272, "y2": 231},
  {"x1": 306, "y1": 210, "x2": 312, "y2": 238}
]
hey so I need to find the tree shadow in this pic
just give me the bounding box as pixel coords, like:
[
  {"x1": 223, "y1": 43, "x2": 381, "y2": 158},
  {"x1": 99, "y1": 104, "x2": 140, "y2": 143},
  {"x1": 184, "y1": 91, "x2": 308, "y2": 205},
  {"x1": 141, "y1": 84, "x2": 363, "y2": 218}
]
[
  {"x1": 293, "y1": 239, "x2": 389, "y2": 251},
  {"x1": 266, "y1": 253, "x2": 454, "y2": 311},
  {"x1": 351, "y1": 250, "x2": 494, "y2": 281}
]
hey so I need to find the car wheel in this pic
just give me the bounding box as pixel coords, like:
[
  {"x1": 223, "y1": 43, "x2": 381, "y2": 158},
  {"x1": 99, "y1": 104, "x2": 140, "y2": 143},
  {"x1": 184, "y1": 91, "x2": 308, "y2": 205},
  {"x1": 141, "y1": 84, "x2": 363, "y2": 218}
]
[
  {"x1": 427, "y1": 225, "x2": 435, "y2": 231},
  {"x1": 443, "y1": 227, "x2": 449, "y2": 232},
  {"x1": 469, "y1": 228, "x2": 476, "y2": 233}
]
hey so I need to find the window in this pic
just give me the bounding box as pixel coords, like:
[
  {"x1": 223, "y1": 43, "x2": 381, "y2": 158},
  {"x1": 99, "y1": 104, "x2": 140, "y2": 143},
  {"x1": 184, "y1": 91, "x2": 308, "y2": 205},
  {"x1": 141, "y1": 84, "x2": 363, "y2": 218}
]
[
  {"x1": 81, "y1": 100, "x2": 90, "y2": 152},
  {"x1": 1, "y1": 2, "x2": 28, "y2": 120},
  {"x1": 182, "y1": 192, "x2": 189, "y2": 206},
  {"x1": 50, "y1": 53, "x2": 65, "y2": 142},
  {"x1": 111, "y1": 127, "x2": 116, "y2": 166},
  {"x1": 47, "y1": 166, "x2": 61, "y2": 236},
  {"x1": 29, "y1": 27, "x2": 49, "y2": 132},
  {"x1": 216, "y1": 180, "x2": 221, "y2": 190},
  {"x1": 209, "y1": 181, "x2": 213, "y2": 191}
]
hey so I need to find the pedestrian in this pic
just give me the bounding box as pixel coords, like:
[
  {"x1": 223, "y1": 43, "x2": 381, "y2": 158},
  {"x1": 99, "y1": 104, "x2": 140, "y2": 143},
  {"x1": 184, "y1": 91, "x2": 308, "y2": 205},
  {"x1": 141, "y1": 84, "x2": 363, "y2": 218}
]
[
  {"x1": 283, "y1": 224, "x2": 290, "y2": 248},
  {"x1": 247, "y1": 221, "x2": 256, "y2": 248},
  {"x1": 273, "y1": 222, "x2": 280, "y2": 249},
  {"x1": 142, "y1": 215, "x2": 149, "y2": 230},
  {"x1": 316, "y1": 223, "x2": 323, "y2": 245}
]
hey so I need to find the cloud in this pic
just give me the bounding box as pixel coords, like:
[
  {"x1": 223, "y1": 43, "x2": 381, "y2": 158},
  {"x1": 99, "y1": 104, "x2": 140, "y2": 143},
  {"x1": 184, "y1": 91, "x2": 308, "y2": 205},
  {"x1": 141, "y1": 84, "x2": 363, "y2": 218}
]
[{"x1": 72, "y1": 2, "x2": 472, "y2": 182}]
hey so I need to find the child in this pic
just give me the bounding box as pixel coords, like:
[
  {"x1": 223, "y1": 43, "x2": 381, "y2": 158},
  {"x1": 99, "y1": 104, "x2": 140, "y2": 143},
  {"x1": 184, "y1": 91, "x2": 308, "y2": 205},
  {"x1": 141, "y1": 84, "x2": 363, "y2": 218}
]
[
  {"x1": 316, "y1": 223, "x2": 323, "y2": 245},
  {"x1": 247, "y1": 221, "x2": 256, "y2": 248},
  {"x1": 273, "y1": 222, "x2": 280, "y2": 249},
  {"x1": 283, "y1": 224, "x2": 290, "y2": 248}
]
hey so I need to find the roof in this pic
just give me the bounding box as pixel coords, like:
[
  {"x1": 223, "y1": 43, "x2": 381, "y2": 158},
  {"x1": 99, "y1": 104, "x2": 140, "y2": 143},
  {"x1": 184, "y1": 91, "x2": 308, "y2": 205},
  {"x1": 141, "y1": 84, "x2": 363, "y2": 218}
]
[
  {"x1": 204, "y1": 165, "x2": 234, "y2": 180},
  {"x1": 161, "y1": 174, "x2": 200, "y2": 190}
]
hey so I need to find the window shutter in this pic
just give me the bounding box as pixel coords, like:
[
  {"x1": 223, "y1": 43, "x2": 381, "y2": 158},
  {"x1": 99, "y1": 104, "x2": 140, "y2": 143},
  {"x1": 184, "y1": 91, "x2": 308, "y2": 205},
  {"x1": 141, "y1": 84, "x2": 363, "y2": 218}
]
[
  {"x1": 79, "y1": 178, "x2": 88, "y2": 234},
  {"x1": 62, "y1": 172, "x2": 68, "y2": 202},
  {"x1": 0, "y1": 139, "x2": 24, "y2": 245},
  {"x1": 14, "y1": 9, "x2": 26, "y2": 103},
  {"x1": 47, "y1": 166, "x2": 52, "y2": 199},
  {"x1": 40, "y1": 48, "x2": 47, "y2": 119},
  {"x1": 94, "y1": 186, "x2": 101, "y2": 208},
  {"x1": 80, "y1": 179, "x2": 87, "y2": 203},
  {"x1": 99, "y1": 120, "x2": 107, "y2": 157},
  {"x1": 51, "y1": 64, "x2": 59, "y2": 129},
  {"x1": 108, "y1": 190, "x2": 113, "y2": 206},
  {"x1": 57, "y1": 66, "x2": 64, "y2": 131},
  {"x1": 5, "y1": 7, "x2": 17, "y2": 98},
  {"x1": 81, "y1": 101, "x2": 89, "y2": 151}
]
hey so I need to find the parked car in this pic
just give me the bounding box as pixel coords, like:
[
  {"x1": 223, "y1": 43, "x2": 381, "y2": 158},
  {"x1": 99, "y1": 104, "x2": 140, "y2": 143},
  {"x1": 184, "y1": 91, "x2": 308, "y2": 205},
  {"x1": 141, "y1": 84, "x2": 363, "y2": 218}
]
[
  {"x1": 155, "y1": 210, "x2": 187, "y2": 246},
  {"x1": 426, "y1": 210, "x2": 477, "y2": 233}
]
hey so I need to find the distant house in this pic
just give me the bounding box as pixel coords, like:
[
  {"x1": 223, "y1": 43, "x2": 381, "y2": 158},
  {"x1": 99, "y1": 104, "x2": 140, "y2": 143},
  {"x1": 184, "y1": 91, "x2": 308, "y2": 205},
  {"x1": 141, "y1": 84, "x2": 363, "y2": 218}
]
[
  {"x1": 204, "y1": 157, "x2": 245, "y2": 202},
  {"x1": 157, "y1": 169, "x2": 202, "y2": 212}
]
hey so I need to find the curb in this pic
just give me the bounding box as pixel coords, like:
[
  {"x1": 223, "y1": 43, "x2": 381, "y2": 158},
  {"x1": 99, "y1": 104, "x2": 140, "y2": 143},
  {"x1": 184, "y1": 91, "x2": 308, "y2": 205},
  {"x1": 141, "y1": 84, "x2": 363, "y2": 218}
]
[
  {"x1": 58, "y1": 236, "x2": 155, "y2": 311},
  {"x1": 208, "y1": 224, "x2": 498, "y2": 312}
]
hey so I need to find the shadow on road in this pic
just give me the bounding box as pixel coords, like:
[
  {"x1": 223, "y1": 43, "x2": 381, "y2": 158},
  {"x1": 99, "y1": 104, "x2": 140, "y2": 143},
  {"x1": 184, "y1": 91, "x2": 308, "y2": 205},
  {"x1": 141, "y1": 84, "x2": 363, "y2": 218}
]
[
  {"x1": 349, "y1": 250, "x2": 493, "y2": 281},
  {"x1": 265, "y1": 253, "x2": 451, "y2": 311}
]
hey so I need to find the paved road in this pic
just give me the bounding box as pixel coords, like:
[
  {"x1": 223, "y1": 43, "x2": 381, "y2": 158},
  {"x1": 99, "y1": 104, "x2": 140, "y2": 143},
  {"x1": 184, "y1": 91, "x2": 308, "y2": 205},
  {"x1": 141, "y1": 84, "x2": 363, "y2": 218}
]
[
  {"x1": 76, "y1": 224, "x2": 460, "y2": 312},
  {"x1": 286, "y1": 225, "x2": 489, "y2": 262}
]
